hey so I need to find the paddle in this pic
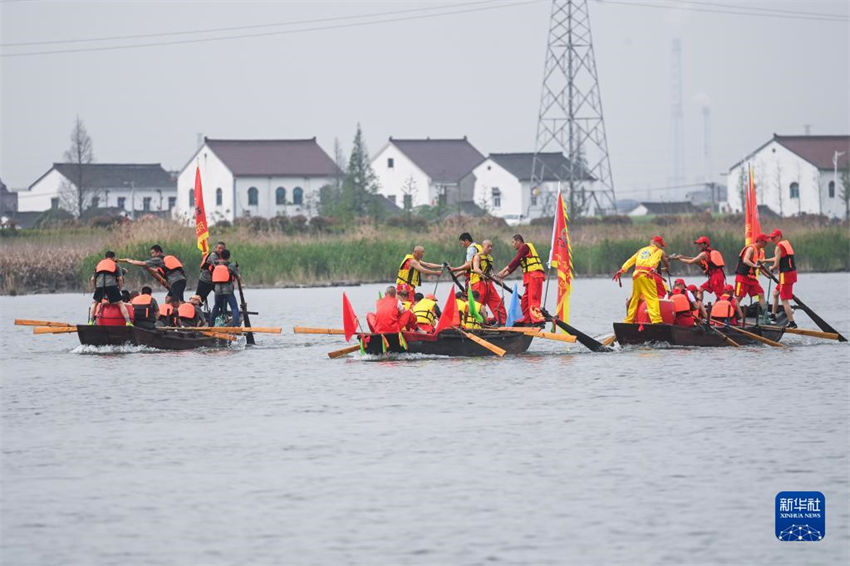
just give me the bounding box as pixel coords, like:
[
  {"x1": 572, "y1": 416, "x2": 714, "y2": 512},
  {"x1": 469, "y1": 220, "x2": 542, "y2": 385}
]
[
  {"x1": 485, "y1": 327, "x2": 575, "y2": 342},
  {"x1": 445, "y1": 264, "x2": 466, "y2": 293},
  {"x1": 15, "y1": 319, "x2": 71, "y2": 327},
  {"x1": 701, "y1": 321, "x2": 740, "y2": 347},
  {"x1": 327, "y1": 344, "x2": 361, "y2": 359},
  {"x1": 759, "y1": 325, "x2": 840, "y2": 341},
  {"x1": 540, "y1": 308, "x2": 612, "y2": 353},
  {"x1": 432, "y1": 265, "x2": 444, "y2": 295},
  {"x1": 293, "y1": 327, "x2": 346, "y2": 335},
  {"x1": 719, "y1": 323, "x2": 786, "y2": 348},
  {"x1": 33, "y1": 326, "x2": 78, "y2": 334},
  {"x1": 199, "y1": 330, "x2": 236, "y2": 341},
  {"x1": 234, "y1": 271, "x2": 255, "y2": 345},
  {"x1": 159, "y1": 326, "x2": 281, "y2": 334},
  {"x1": 758, "y1": 262, "x2": 846, "y2": 341},
  {"x1": 533, "y1": 330, "x2": 577, "y2": 343},
  {"x1": 458, "y1": 329, "x2": 506, "y2": 356},
  {"x1": 600, "y1": 334, "x2": 617, "y2": 347}
]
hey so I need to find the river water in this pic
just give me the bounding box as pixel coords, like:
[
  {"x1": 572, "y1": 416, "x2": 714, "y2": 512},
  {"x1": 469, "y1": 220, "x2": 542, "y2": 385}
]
[{"x1": 1, "y1": 274, "x2": 848, "y2": 565}]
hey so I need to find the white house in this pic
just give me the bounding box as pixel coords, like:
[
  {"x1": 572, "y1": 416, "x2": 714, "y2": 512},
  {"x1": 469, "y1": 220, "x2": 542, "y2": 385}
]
[
  {"x1": 468, "y1": 153, "x2": 594, "y2": 223},
  {"x1": 19, "y1": 163, "x2": 176, "y2": 216},
  {"x1": 726, "y1": 134, "x2": 849, "y2": 219},
  {"x1": 175, "y1": 138, "x2": 340, "y2": 224},
  {"x1": 371, "y1": 137, "x2": 484, "y2": 210}
]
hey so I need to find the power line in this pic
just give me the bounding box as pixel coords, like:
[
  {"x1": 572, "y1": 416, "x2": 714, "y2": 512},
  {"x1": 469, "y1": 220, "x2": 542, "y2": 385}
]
[
  {"x1": 0, "y1": 0, "x2": 543, "y2": 57},
  {"x1": 595, "y1": 0, "x2": 848, "y2": 22},
  {"x1": 1, "y1": 0, "x2": 503, "y2": 47}
]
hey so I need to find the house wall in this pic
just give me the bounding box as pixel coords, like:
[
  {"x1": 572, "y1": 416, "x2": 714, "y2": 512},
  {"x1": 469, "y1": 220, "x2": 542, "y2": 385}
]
[
  {"x1": 371, "y1": 144, "x2": 433, "y2": 208},
  {"x1": 471, "y1": 160, "x2": 523, "y2": 220},
  {"x1": 18, "y1": 169, "x2": 66, "y2": 212},
  {"x1": 726, "y1": 140, "x2": 845, "y2": 218},
  {"x1": 175, "y1": 146, "x2": 234, "y2": 224},
  {"x1": 233, "y1": 175, "x2": 332, "y2": 219}
]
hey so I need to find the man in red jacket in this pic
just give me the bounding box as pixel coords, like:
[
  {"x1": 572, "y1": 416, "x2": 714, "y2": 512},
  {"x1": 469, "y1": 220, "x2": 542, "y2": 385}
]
[{"x1": 373, "y1": 286, "x2": 415, "y2": 333}]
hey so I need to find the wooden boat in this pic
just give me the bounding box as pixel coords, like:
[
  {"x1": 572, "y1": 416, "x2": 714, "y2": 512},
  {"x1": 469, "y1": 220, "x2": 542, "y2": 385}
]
[
  {"x1": 612, "y1": 322, "x2": 785, "y2": 347},
  {"x1": 76, "y1": 324, "x2": 231, "y2": 350},
  {"x1": 361, "y1": 328, "x2": 534, "y2": 357}
]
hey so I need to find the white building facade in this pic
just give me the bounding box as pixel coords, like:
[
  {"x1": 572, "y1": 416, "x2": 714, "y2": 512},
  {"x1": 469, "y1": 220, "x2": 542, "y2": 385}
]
[
  {"x1": 175, "y1": 138, "x2": 340, "y2": 224},
  {"x1": 19, "y1": 163, "x2": 176, "y2": 216},
  {"x1": 726, "y1": 134, "x2": 849, "y2": 219},
  {"x1": 469, "y1": 153, "x2": 593, "y2": 223},
  {"x1": 371, "y1": 138, "x2": 483, "y2": 210}
]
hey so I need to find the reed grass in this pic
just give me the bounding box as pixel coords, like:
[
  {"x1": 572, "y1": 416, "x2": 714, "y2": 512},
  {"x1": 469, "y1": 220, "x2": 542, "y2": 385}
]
[{"x1": 1, "y1": 216, "x2": 847, "y2": 294}]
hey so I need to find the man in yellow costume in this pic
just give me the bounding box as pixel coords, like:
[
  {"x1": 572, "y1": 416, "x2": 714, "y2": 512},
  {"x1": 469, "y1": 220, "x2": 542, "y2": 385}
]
[{"x1": 613, "y1": 236, "x2": 670, "y2": 324}]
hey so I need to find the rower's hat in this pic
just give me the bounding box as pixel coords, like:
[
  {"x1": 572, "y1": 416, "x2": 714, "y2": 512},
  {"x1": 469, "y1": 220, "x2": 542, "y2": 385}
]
[
  {"x1": 674, "y1": 278, "x2": 685, "y2": 286},
  {"x1": 694, "y1": 236, "x2": 710, "y2": 245},
  {"x1": 769, "y1": 229, "x2": 782, "y2": 238},
  {"x1": 724, "y1": 284, "x2": 734, "y2": 292},
  {"x1": 755, "y1": 233, "x2": 769, "y2": 243},
  {"x1": 686, "y1": 284, "x2": 698, "y2": 293},
  {"x1": 425, "y1": 294, "x2": 436, "y2": 300},
  {"x1": 651, "y1": 235, "x2": 666, "y2": 247}
]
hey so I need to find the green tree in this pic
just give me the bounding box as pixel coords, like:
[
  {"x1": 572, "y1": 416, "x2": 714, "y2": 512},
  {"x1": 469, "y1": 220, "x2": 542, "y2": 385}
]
[{"x1": 323, "y1": 123, "x2": 381, "y2": 223}]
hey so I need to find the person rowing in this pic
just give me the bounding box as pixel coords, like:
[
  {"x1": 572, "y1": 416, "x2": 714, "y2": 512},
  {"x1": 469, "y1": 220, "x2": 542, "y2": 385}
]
[
  {"x1": 613, "y1": 236, "x2": 670, "y2": 325},
  {"x1": 89, "y1": 251, "x2": 132, "y2": 326},
  {"x1": 412, "y1": 293, "x2": 441, "y2": 333},
  {"x1": 495, "y1": 234, "x2": 545, "y2": 324},
  {"x1": 208, "y1": 249, "x2": 241, "y2": 326},
  {"x1": 130, "y1": 286, "x2": 159, "y2": 329},
  {"x1": 177, "y1": 295, "x2": 207, "y2": 328},
  {"x1": 447, "y1": 232, "x2": 481, "y2": 288},
  {"x1": 670, "y1": 235, "x2": 726, "y2": 299},
  {"x1": 396, "y1": 245, "x2": 443, "y2": 297},
  {"x1": 121, "y1": 244, "x2": 187, "y2": 303},
  {"x1": 733, "y1": 233, "x2": 769, "y2": 324},
  {"x1": 196, "y1": 240, "x2": 225, "y2": 305},
  {"x1": 470, "y1": 239, "x2": 506, "y2": 324},
  {"x1": 373, "y1": 286, "x2": 416, "y2": 334},
  {"x1": 765, "y1": 229, "x2": 797, "y2": 328}
]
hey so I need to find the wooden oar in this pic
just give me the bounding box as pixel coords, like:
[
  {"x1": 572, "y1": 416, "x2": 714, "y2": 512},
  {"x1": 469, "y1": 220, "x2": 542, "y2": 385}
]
[
  {"x1": 541, "y1": 309, "x2": 612, "y2": 353},
  {"x1": 758, "y1": 263, "x2": 846, "y2": 341},
  {"x1": 702, "y1": 322, "x2": 740, "y2": 347},
  {"x1": 459, "y1": 329, "x2": 506, "y2": 356},
  {"x1": 723, "y1": 324, "x2": 786, "y2": 348},
  {"x1": 486, "y1": 326, "x2": 541, "y2": 335},
  {"x1": 760, "y1": 325, "x2": 840, "y2": 341},
  {"x1": 159, "y1": 326, "x2": 281, "y2": 334},
  {"x1": 446, "y1": 267, "x2": 467, "y2": 293},
  {"x1": 293, "y1": 327, "x2": 346, "y2": 335},
  {"x1": 534, "y1": 330, "x2": 576, "y2": 343},
  {"x1": 234, "y1": 274, "x2": 256, "y2": 346},
  {"x1": 600, "y1": 334, "x2": 617, "y2": 347},
  {"x1": 15, "y1": 319, "x2": 72, "y2": 327},
  {"x1": 199, "y1": 330, "x2": 236, "y2": 341},
  {"x1": 328, "y1": 344, "x2": 361, "y2": 359},
  {"x1": 33, "y1": 326, "x2": 78, "y2": 334}
]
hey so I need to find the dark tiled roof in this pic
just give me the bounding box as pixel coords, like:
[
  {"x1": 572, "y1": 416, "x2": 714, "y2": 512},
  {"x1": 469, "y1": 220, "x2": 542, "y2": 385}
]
[
  {"x1": 206, "y1": 138, "x2": 339, "y2": 177},
  {"x1": 774, "y1": 135, "x2": 849, "y2": 169},
  {"x1": 35, "y1": 163, "x2": 174, "y2": 190},
  {"x1": 638, "y1": 201, "x2": 703, "y2": 214},
  {"x1": 389, "y1": 137, "x2": 484, "y2": 183},
  {"x1": 488, "y1": 152, "x2": 594, "y2": 181}
]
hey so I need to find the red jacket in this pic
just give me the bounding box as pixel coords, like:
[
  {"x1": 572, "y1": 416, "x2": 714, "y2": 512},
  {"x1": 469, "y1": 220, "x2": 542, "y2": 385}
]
[{"x1": 374, "y1": 296, "x2": 402, "y2": 333}]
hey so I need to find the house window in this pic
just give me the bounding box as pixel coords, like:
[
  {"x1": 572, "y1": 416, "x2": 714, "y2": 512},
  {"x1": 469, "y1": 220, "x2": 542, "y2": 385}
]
[
  {"x1": 168, "y1": 197, "x2": 176, "y2": 209},
  {"x1": 492, "y1": 187, "x2": 501, "y2": 208},
  {"x1": 403, "y1": 194, "x2": 413, "y2": 210},
  {"x1": 828, "y1": 181, "x2": 835, "y2": 198},
  {"x1": 531, "y1": 192, "x2": 538, "y2": 206},
  {"x1": 51, "y1": 197, "x2": 59, "y2": 209},
  {"x1": 293, "y1": 186, "x2": 303, "y2": 205},
  {"x1": 189, "y1": 189, "x2": 195, "y2": 208},
  {"x1": 216, "y1": 188, "x2": 223, "y2": 206},
  {"x1": 387, "y1": 158, "x2": 394, "y2": 168},
  {"x1": 248, "y1": 186, "x2": 258, "y2": 206},
  {"x1": 91, "y1": 197, "x2": 100, "y2": 208},
  {"x1": 142, "y1": 197, "x2": 151, "y2": 211},
  {"x1": 387, "y1": 194, "x2": 396, "y2": 205},
  {"x1": 789, "y1": 182, "x2": 799, "y2": 199},
  {"x1": 117, "y1": 197, "x2": 126, "y2": 209},
  {"x1": 276, "y1": 187, "x2": 286, "y2": 205}
]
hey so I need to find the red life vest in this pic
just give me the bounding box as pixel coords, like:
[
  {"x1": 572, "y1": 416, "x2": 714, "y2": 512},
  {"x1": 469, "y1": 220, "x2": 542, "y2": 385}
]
[
  {"x1": 212, "y1": 264, "x2": 232, "y2": 283},
  {"x1": 374, "y1": 296, "x2": 401, "y2": 333}
]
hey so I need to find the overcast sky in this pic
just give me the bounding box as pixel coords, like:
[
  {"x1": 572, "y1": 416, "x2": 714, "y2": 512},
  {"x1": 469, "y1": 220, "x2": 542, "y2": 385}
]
[{"x1": 1, "y1": 0, "x2": 848, "y2": 201}]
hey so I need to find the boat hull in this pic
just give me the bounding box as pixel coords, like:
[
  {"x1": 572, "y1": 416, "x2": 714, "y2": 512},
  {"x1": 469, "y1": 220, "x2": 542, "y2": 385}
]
[
  {"x1": 613, "y1": 322, "x2": 785, "y2": 347},
  {"x1": 362, "y1": 329, "x2": 534, "y2": 357},
  {"x1": 76, "y1": 325, "x2": 231, "y2": 350}
]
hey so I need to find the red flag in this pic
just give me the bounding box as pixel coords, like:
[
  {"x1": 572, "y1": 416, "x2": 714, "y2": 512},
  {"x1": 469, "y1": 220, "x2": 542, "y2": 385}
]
[
  {"x1": 744, "y1": 164, "x2": 761, "y2": 245},
  {"x1": 434, "y1": 288, "x2": 460, "y2": 334},
  {"x1": 194, "y1": 166, "x2": 209, "y2": 254},
  {"x1": 548, "y1": 191, "x2": 573, "y2": 325},
  {"x1": 342, "y1": 292, "x2": 358, "y2": 342}
]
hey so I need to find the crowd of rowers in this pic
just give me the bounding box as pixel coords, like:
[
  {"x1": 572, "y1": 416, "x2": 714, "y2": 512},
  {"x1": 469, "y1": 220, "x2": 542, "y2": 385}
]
[
  {"x1": 87, "y1": 241, "x2": 243, "y2": 329},
  {"x1": 613, "y1": 229, "x2": 798, "y2": 328},
  {"x1": 366, "y1": 232, "x2": 549, "y2": 334}
]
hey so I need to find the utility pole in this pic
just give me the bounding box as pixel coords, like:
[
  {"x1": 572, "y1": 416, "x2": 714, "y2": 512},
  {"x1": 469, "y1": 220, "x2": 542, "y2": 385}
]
[
  {"x1": 671, "y1": 38, "x2": 684, "y2": 194},
  {"x1": 531, "y1": 0, "x2": 616, "y2": 217}
]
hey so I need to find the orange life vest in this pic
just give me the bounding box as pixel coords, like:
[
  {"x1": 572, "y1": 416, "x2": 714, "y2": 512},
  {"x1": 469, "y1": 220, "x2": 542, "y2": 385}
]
[
  {"x1": 212, "y1": 264, "x2": 232, "y2": 283},
  {"x1": 699, "y1": 248, "x2": 725, "y2": 274},
  {"x1": 734, "y1": 245, "x2": 757, "y2": 278},
  {"x1": 671, "y1": 292, "x2": 691, "y2": 313},
  {"x1": 711, "y1": 299, "x2": 735, "y2": 319},
  {"x1": 95, "y1": 258, "x2": 119, "y2": 275},
  {"x1": 177, "y1": 302, "x2": 197, "y2": 320},
  {"x1": 156, "y1": 254, "x2": 184, "y2": 278},
  {"x1": 777, "y1": 240, "x2": 796, "y2": 273},
  {"x1": 131, "y1": 294, "x2": 154, "y2": 320},
  {"x1": 158, "y1": 303, "x2": 174, "y2": 318}
]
